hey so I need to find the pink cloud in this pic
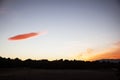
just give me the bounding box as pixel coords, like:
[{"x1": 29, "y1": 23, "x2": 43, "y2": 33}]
[{"x1": 8, "y1": 31, "x2": 47, "y2": 41}]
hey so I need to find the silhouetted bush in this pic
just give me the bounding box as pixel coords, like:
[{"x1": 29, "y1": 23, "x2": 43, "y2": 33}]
[{"x1": 0, "y1": 56, "x2": 120, "y2": 69}]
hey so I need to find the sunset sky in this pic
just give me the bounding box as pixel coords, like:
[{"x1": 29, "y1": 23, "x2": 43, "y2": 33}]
[{"x1": 0, "y1": 0, "x2": 120, "y2": 60}]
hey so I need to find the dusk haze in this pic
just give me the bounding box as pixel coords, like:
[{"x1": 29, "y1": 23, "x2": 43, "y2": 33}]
[
  {"x1": 0, "y1": 0, "x2": 120, "y2": 61},
  {"x1": 0, "y1": 0, "x2": 120, "y2": 80}
]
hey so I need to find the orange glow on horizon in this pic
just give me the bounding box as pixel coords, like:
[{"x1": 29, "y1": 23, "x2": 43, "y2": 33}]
[
  {"x1": 87, "y1": 42, "x2": 120, "y2": 61},
  {"x1": 88, "y1": 51, "x2": 120, "y2": 61},
  {"x1": 74, "y1": 41, "x2": 120, "y2": 61}
]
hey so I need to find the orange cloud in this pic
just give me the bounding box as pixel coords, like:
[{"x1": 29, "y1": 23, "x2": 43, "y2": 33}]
[
  {"x1": 74, "y1": 41, "x2": 120, "y2": 61},
  {"x1": 74, "y1": 48, "x2": 94, "y2": 61},
  {"x1": 88, "y1": 41, "x2": 120, "y2": 61},
  {"x1": 8, "y1": 31, "x2": 47, "y2": 40}
]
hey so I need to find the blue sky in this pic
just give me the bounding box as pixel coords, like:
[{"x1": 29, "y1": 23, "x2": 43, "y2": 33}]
[{"x1": 0, "y1": 0, "x2": 120, "y2": 60}]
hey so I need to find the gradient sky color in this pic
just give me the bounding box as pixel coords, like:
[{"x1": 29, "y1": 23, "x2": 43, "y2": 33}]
[{"x1": 0, "y1": 0, "x2": 120, "y2": 60}]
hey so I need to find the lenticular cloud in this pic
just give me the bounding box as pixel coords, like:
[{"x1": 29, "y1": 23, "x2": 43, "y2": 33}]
[{"x1": 8, "y1": 31, "x2": 47, "y2": 40}]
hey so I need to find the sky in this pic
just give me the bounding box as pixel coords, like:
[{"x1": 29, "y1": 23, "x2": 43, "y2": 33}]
[{"x1": 0, "y1": 0, "x2": 120, "y2": 60}]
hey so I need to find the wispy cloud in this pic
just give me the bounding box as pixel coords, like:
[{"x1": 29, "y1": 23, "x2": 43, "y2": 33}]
[
  {"x1": 8, "y1": 31, "x2": 47, "y2": 41},
  {"x1": 74, "y1": 41, "x2": 120, "y2": 61},
  {"x1": 86, "y1": 48, "x2": 94, "y2": 54},
  {"x1": 74, "y1": 48, "x2": 94, "y2": 60},
  {"x1": 88, "y1": 41, "x2": 120, "y2": 61}
]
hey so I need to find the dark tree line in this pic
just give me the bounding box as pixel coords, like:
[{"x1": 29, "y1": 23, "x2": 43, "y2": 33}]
[{"x1": 0, "y1": 56, "x2": 120, "y2": 70}]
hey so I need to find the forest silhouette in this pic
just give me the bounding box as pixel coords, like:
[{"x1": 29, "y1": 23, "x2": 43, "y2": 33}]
[
  {"x1": 0, "y1": 56, "x2": 120, "y2": 80},
  {"x1": 0, "y1": 56, "x2": 120, "y2": 70}
]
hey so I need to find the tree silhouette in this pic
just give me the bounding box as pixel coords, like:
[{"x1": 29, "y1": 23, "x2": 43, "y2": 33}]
[{"x1": 0, "y1": 56, "x2": 119, "y2": 70}]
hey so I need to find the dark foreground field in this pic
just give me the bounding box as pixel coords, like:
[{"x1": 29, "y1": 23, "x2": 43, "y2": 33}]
[{"x1": 0, "y1": 68, "x2": 118, "y2": 80}]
